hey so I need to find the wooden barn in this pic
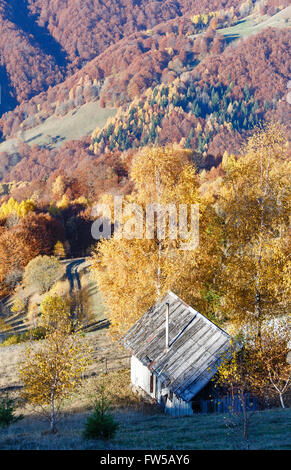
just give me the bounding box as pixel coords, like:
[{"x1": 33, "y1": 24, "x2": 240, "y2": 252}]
[{"x1": 122, "y1": 291, "x2": 233, "y2": 416}]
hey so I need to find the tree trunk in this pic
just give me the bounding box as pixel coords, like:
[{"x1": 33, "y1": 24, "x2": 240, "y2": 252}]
[
  {"x1": 255, "y1": 289, "x2": 262, "y2": 345},
  {"x1": 279, "y1": 393, "x2": 285, "y2": 409},
  {"x1": 241, "y1": 392, "x2": 249, "y2": 450},
  {"x1": 50, "y1": 391, "x2": 56, "y2": 433}
]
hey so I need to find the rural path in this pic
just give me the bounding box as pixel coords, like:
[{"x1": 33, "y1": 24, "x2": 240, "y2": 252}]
[
  {"x1": 63, "y1": 257, "x2": 110, "y2": 332},
  {"x1": 63, "y1": 256, "x2": 93, "y2": 293},
  {"x1": 66, "y1": 258, "x2": 85, "y2": 292},
  {"x1": 0, "y1": 258, "x2": 92, "y2": 340}
]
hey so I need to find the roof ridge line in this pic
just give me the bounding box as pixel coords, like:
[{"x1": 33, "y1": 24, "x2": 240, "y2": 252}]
[{"x1": 167, "y1": 290, "x2": 230, "y2": 338}]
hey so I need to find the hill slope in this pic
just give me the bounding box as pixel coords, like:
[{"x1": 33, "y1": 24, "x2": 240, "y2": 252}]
[
  {"x1": 0, "y1": 0, "x2": 246, "y2": 120},
  {"x1": 0, "y1": 2, "x2": 290, "y2": 188}
]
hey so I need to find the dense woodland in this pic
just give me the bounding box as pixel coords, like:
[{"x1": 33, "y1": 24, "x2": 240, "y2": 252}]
[
  {"x1": 0, "y1": 0, "x2": 289, "y2": 137},
  {"x1": 0, "y1": 0, "x2": 244, "y2": 119},
  {"x1": 0, "y1": 24, "x2": 290, "y2": 185},
  {"x1": 0, "y1": 0, "x2": 289, "y2": 289}
]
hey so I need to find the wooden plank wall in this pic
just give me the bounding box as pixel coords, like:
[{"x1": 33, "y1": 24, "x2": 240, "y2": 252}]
[{"x1": 198, "y1": 394, "x2": 258, "y2": 414}]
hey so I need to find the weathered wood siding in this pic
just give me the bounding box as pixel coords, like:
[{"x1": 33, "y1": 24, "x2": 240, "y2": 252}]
[
  {"x1": 132, "y1": 356, "x2": 193, "y2": 416},
  {"x1": 163, "y1": 391, "x2": 193, "y2": 417}
]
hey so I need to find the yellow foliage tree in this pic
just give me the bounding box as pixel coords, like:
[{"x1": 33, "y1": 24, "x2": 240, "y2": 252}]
[
  {"x1": 53, "y1": 241, "x2": 66, "y2": 259},
  {"x1": 19, "y1": 297, "x2": 91, "y2": 433},
  {"x1": 253, "y1": 321, "x2": 290, "y2": 409},
  {"x1": 40, "y1": 294, "x2": 71, "y2": 333},
  {"x1": 0, "y1": 197, "x2": 35, "y2": 220},
  {"x1": 218, "y1": 123, "x2": 290, "y2": 334},
  {"x1": 191, "y1": 14, "x2": 201, "y2": 25},
  {"x1": 56, "y1": 194, "x2": 70, "y2": 209},
  {"x1": 52, "y1": 175, "x2": 66, "y2": 200},
  {"x1": 91, "y1": 146, "x2": 222, "y2": 338}
]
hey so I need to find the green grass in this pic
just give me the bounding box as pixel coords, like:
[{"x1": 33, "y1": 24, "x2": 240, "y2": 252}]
[{"x1": 114, "y1": 408, "x2": 291, "y2": 450}]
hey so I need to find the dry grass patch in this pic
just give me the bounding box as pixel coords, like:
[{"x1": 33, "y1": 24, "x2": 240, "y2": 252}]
[{"x1": 0, "y1": 328, "x2": 122, "y2": 391}]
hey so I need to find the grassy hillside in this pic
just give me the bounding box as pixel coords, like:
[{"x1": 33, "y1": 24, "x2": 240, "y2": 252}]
[
  {"x1": 220, "y1": 6, "x2": 290, "y2": 41},
  {"x1": 0, "y1": 327, "x2": 124, "y2": 390},
  {"x1": 0, "y1": 306, "x2": 289, "y2": 450},
  {"x1": 0, "y1": 404, "x2": 289, "y2": 450},
  {"x1": 0, "y1": 102, "x2": 116, "y2": 154}
]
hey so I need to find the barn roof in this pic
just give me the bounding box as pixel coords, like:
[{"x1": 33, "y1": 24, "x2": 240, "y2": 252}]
[{"x1": 122, "y1": 291, "x2": 232, "y2": 402}]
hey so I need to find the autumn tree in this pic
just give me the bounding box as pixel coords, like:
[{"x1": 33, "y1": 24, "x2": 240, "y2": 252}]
[
  {"x1": 23, "y1": 256, "x2": 65, "y2": 294},
  {"x1": 91, "y1": 145, "x2": 221, "y2": 338},
  {"x1": 215, "y1": 320, "x2": 290, "y2": 447},
  {"x1": 52, "y1": 175, "x2": 66, "y2": 200},
  {"x1": 40, "y1": 294, "x2": 71, "y2": 333},
  {"x1": 91, "y1": 146, "x2": 194, "y2": 337},
  {"x1": 53, "y1": 241, "x2": 66, "y2": 259},
  {"x1": 19, "y1": 296, "x2": 91, "y2": 433},
  {"x1": 0, "y1": 197, "x2": 35, "y2": 221},
  {"x1": 19, "y1": 213, "x2": 65, "y2": 259},
  {"x1": 0, "y1": 212, "x2": 64, "y2": 297},
  {"x1": 0, "y1": 229, "x2": 30, "y2": 296},
  {"x1": 215, "y1": 341, "x2": 256, "y2": 450},
  {"x1": 253, "y1": 321, "x2": 290, "y2": 409},
  {"x1": 217, "y1": 123, "x2": 290, "y2": 335}
]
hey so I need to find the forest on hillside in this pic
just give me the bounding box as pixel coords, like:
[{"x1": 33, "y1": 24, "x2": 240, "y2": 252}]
[
  {"x1": 0, "y1": 1, "x2": 290, "y2": 450},
  {"x1": 0, "y1": 1, "x2": 289, "y2": 217},
  {"x1": 0, "y1": 24, "x2": 289, "y2": 190},
  {"x1": 0, "y1": 0, "x2": 289, "y2": 129},
  {"x1": 0, "y1": 0, "x2": 246, "y2": 116}
]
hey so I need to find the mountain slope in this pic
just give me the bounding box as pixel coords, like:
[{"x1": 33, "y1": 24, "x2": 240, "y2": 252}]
[
  {"x1": 3, "y1": 4, "x2": 290, "y2": 141},
  {"x1": 0, "y1": 1, "x2": 64, "y2": 112},
  {"x1": 0, "y1": 1, "x2": 290, "y2": 190}
]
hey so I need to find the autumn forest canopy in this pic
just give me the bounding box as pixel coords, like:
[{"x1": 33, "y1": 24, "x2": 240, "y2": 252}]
[
  {"x1": 0, "y1": 0, "x2": 289, "y2": 312},
  {"x1": 0, "y1": 2, "x2": 288, "y2": 302}
]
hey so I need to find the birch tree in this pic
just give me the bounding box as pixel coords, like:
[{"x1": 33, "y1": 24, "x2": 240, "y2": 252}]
[
  {"x1": 253, "y1": 322, "x2": 290, "y2": 409},
  {"x1": 19, "y1": 296, "x2": 90, "y2": 433},
  {"x1": 91, "y1": 146, "x2": 220, "y2": 338},
  {"x1": 218, "y1": 123, "x2": 290, "y2": 334}
]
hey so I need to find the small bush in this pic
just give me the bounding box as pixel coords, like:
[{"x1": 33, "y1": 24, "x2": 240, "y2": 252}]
[
  {"x1": 83, "y1": 407, "x2": 119, "y2": 440},
  {"x1": 83, "y1": 379, "x2": 119, "y2": 440},
  {"x1": 0, "y1": 394, "x2": 23, "y2": 428},
  {"x1": 1, "y1": 327, "x2": 46, "y2": 347},
  {"x1": 29, "y1": 327, "x2": 46, "y2": 341},
  {"x1": 1, "y1": 335, "x2": 22, "y2": 347}
]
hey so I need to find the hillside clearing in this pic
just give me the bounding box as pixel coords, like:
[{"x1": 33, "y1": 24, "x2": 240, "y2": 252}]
[
  {"x1": 0, "y1": 326, "x2": 123, "y2": 391},
  {"x1": 220, "y1": 7, "x2": 291, "y2": 41},
  {"x1": 0, "y1": 101, "x2": 116, "y2": 154}
]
